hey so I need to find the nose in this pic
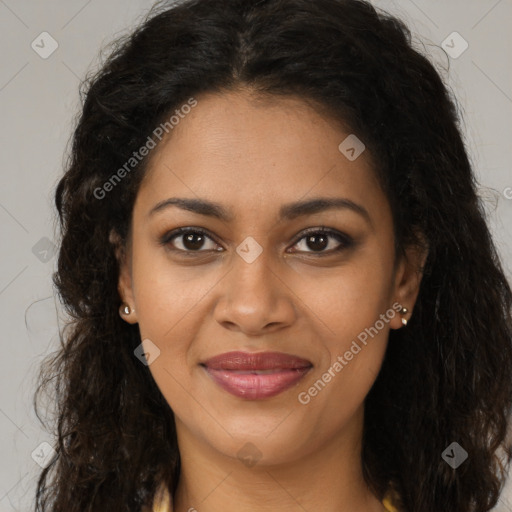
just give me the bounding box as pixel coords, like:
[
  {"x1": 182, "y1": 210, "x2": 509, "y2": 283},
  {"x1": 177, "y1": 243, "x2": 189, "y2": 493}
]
[{"x1": 213, "y1": 246, "x2": 298, "y2": 336}]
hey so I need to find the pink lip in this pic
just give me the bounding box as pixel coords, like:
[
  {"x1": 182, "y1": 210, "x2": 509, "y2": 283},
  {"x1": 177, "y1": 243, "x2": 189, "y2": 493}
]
[{"x1": 201, "y1": 351, "x2": 312, "y2": 400}]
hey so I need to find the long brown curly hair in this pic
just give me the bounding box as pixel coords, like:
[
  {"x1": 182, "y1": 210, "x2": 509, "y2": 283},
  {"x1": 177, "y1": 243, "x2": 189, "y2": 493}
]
[{"x1": 34, "y1": 0, "x2": 512, "y2": 511}]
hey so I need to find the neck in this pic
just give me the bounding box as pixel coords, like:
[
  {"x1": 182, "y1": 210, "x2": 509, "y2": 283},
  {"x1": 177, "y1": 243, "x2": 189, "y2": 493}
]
[{"x1": 171, "y1": 406, "x2": 386, "y2": 512}]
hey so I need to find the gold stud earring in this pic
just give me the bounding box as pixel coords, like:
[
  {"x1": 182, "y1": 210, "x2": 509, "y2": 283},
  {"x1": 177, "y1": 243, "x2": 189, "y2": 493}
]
[{"x1": 399, "y1": 306, "x2": 409, "y2": 326}]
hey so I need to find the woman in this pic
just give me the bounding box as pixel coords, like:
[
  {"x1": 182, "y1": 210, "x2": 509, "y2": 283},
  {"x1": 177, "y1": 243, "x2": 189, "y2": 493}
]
[{"x1": 34, "y1": 0, "x2": 512, "y2": 511}]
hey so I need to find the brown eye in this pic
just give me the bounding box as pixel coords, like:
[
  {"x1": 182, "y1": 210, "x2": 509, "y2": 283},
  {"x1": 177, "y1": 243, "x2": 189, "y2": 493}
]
[
  {"x1": 290, "y1": 228, "x2": 353, "y2": 255},
  {"x1": 160, "y1": 228, "x2": 222, "y2": 253}
]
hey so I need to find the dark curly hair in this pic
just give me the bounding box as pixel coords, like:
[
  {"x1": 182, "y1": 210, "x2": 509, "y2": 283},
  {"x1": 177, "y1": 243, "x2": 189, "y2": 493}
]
[{"x1": 34, "y1": 0, "x2": 512, "y2": 511}]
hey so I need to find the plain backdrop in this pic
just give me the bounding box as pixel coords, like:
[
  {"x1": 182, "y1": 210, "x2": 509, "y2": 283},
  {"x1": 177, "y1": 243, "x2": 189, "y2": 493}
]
[{"x1": 0, "y1": 0, "x2": 511, "y2": 510}]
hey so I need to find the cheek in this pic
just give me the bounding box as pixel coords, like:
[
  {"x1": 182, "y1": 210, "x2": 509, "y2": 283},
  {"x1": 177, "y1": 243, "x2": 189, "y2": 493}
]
[
  {"x1": 302, "y1": 252, "x2": 393, "y2": 343},
  {"x1": 129, "y1": 249, "x2": 208, "y2": 392},
  {"x1": 297, "y1": 249, "x2": 394, "y2": 402},
  {"x1": 298, "y1": 287, "x2": 391, "y2": 428},
  {"x1": 131, "y1": 243, "x2": 220, "y2": 335}
]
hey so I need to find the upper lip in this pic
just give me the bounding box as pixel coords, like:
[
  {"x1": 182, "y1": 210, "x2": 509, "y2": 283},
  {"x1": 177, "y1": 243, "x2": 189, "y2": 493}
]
[{"x1": 202, "y1": 351, "x2": 313, "y2": 371}]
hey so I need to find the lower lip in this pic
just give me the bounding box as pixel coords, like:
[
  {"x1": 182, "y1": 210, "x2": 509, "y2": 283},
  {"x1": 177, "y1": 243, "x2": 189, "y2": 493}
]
[{"x1": 203, "y1": 367, "x2": 311, "y2": 400}]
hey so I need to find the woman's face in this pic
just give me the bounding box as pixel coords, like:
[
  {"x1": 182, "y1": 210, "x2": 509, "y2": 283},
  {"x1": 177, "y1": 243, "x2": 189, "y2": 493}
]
[{"x1": 117, "y1": 89, "x2": 423, "y2": 466}]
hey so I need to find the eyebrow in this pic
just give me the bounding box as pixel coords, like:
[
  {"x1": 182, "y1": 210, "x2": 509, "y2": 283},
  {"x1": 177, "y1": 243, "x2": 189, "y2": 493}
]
[{"x1": 148, "y1": 196, "x2": 372, "y2": 226}]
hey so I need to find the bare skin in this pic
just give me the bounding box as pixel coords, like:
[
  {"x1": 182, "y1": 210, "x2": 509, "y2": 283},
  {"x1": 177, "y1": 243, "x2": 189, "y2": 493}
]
[{"x1": 115, "y1": 88, "x2": 427, "y2": 512}]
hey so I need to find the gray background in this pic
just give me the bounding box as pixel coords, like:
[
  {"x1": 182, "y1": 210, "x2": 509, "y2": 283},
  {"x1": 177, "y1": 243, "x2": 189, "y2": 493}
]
[{"x1": 0, "y1": 0, "x2": 511, "y2": 510}]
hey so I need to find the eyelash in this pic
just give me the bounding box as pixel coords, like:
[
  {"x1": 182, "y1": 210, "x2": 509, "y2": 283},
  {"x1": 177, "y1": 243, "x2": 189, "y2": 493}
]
[{"x1": 159, "y1": 226, "x2": 354, "y2": 256}]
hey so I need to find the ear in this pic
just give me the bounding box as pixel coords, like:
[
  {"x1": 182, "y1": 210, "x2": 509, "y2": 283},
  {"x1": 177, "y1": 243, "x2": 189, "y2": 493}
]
[
  {"x1": 109, "y1": 228, "x2": 138, "y2": 324},
  {"x1": 389, "y1": 234, "x2": 429, "y2": 330}
]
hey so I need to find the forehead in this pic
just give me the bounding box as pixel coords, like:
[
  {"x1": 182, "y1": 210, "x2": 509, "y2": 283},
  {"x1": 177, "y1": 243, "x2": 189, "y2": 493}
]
[{"x1": 135, "y1": 90, "x2": 386, "y2": 223}]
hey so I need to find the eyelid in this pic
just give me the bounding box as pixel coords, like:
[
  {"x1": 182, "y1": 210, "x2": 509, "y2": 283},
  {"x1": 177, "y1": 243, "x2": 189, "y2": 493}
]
[{"x1": 289, "y1": 226, "x2": 348, "y2": 245}]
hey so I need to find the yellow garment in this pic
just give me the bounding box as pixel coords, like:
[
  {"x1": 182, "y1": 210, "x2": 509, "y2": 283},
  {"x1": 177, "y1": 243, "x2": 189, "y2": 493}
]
[
  {"x1": 151, "y1": 483, "x2": 172, "y2": 512},
  {"x1": 382, "y1": 493, "x2": 400, "y2": 512},
  {"x1": 151, "y1": 484, "x2": 400, "y2": 511}
]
